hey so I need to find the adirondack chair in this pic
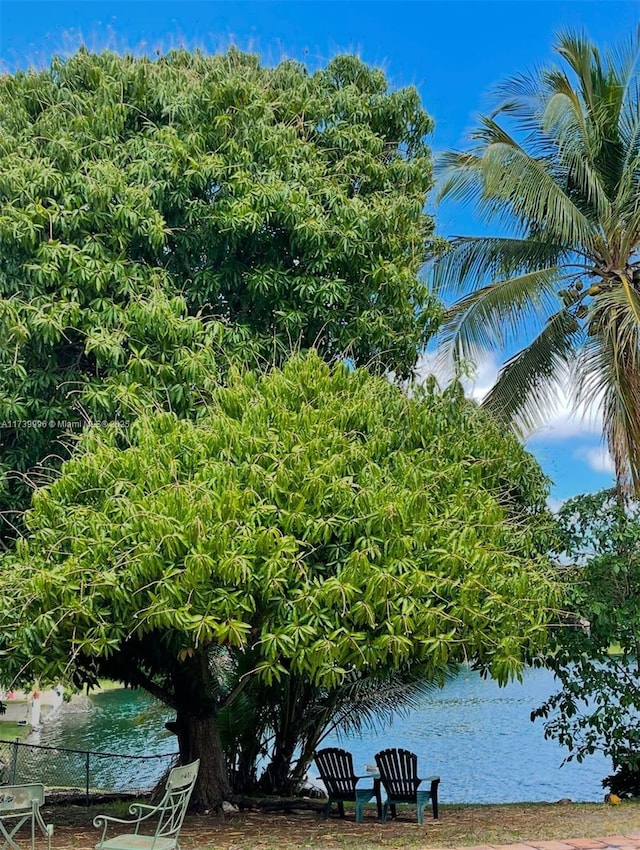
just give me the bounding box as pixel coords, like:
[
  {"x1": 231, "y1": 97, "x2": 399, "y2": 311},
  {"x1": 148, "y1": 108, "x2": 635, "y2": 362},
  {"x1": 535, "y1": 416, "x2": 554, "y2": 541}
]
[
  {"x1": 0, "y1": 784, "x2": 53, "y2": 850},
  {"x1": 93, "y1": 760, "x2": 199, "y2": 850},
  {"x1": 313, "y1": 748, "x2": 376, "y2": 823},
  {"x1": 374, "y1": 748, "x2": 440, "y2": 824}
]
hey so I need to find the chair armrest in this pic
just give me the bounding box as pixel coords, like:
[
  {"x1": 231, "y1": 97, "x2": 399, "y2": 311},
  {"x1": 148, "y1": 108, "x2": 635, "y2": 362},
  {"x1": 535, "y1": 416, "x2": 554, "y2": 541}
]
[
  {"x1": 417, "y1": 777, "x2": 440, "y2": 790},
  {"x1": 94, "y1": 803, "x2": 161, "y2": 844},
  {"x1": 129, "y1": 803, "x2": 159, "y2": 817},
  {"x1": 94, "y1": 803, "x2": 159, "y2": 828},
  {"x1": 93, "y1": 814, "x2": 137, "y2": 829}
]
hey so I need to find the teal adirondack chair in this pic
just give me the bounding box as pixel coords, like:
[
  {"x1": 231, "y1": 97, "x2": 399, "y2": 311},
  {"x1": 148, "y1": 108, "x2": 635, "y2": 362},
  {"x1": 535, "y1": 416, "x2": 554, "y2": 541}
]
[
  {"x1": 374, "y1": 748, "x2": 440, "y2": 824},
  {"x1": 314, "y1": 748, "x2": 376, "y2": 823},
  {"x1": 93, "y1": 760, "x2": 199, "y2": 850}
]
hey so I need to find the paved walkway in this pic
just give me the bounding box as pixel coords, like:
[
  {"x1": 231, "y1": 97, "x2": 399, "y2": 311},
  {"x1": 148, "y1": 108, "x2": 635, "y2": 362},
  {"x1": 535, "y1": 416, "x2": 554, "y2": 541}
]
[{"x1": 463, "y1": 837, "x2": 640, "y2": 850}]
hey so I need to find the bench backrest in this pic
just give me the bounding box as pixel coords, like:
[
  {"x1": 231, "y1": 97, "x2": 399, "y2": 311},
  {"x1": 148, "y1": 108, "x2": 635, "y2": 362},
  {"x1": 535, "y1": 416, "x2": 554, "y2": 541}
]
[{"x1": 0, "y1": 784, "x2": 45, "y2": 811}]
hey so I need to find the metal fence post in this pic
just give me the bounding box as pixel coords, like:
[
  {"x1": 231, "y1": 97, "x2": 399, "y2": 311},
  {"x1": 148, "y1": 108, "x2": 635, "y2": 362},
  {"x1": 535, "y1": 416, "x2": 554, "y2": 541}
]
[
  {"x1": 10, "y1": 738, "x2": 19, "y2": 783},
  {"x1": 85, "y1": 751, "x2": 90, "y2": 806}
]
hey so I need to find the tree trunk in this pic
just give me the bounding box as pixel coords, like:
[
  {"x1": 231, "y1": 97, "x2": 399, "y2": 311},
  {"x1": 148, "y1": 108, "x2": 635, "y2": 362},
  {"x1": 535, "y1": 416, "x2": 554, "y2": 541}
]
[
  {"x1": 258, "y1": 678, "x2": 315, "y2": 795},
  {"x1": 258, "y1": 729, "x2": 299, "y2": 795},
  {"x1": 233, "y1": 740, "x2": 260, "y2": 795},
  {"x1": 174, "y1": 708, "x2": 231, "y2": 811}
]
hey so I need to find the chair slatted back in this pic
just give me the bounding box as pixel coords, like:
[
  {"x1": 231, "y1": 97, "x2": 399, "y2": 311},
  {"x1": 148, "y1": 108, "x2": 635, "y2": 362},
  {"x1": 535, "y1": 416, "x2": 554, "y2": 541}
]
[
  {"x1": 314, "y1": 748, "x2": 357, "y2": 799},
  {"x1": 375, "y1": 748, "x2": 420, "y2": 802},
  {"x1": 154, "y1": 760, "x2": 200, "y2": 840}
]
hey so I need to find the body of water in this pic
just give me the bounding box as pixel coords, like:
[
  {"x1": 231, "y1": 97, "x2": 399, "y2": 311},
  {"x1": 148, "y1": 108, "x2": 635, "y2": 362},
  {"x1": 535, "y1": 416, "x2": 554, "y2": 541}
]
[
  {"x1": 28, "y1": 689, "x2": 176, "y2": 791},
  {"x1": 36, "y1": 688, "x2": 175, "y2": 757},
  {"x1": 322, "y1": 667, "x2": 611, "y2": 804},
  {"x1": 30, "y1": 667, "x2": 611, "y2": 803}
]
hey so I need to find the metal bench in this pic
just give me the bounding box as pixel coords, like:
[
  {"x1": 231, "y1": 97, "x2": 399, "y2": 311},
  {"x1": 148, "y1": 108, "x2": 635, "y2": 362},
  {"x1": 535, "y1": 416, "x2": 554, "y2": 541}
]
[{"x1": 0, "y1": 784, "x2": 53, "y2": 850}]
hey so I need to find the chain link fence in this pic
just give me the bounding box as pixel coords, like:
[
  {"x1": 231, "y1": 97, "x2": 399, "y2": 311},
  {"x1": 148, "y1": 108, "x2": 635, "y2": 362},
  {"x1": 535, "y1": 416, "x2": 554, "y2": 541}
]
[{"x1": 0, "y1": 738, "x2": 178, "y2": 802}]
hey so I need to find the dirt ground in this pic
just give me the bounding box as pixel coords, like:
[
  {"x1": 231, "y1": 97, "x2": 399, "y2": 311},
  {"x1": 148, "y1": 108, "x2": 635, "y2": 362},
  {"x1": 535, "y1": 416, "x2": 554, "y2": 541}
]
[{"x1": 35, "y1": 800, "x2": 640, "y2": 850}]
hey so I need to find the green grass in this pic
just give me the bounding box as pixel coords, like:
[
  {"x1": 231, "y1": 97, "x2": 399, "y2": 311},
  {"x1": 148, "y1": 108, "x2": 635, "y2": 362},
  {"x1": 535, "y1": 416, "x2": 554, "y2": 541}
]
[{"x1": 0, "y1": 722, "x2": 29, "y2": 740}]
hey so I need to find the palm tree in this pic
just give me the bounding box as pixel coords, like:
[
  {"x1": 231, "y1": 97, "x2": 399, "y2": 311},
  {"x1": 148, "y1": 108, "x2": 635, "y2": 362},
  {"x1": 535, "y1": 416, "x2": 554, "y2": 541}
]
[{"x1": 433, "y1": 28, "x2": 640, "y2": 492}]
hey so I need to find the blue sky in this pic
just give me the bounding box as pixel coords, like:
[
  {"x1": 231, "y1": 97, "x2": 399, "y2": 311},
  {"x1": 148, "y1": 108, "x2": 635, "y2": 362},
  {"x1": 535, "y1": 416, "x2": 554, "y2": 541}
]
[{"x1": 2, "y1": 0, "x2": 638, "y2": 500}]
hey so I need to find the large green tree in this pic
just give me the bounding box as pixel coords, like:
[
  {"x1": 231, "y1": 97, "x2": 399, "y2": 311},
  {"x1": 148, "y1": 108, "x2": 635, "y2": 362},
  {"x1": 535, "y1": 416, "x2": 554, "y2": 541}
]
[
  {"x1": 0, "y1": 353, "x2": 558, "y2": 808},
  {"x1": 0, "y1": 47, "x2": 440, "y2": 533},
  {"x1": 433, "y1": 28, "x2": 640, "y2": 491},
  {"x1": 533, "y1": 488, "x2": 640, "y2": 795}
]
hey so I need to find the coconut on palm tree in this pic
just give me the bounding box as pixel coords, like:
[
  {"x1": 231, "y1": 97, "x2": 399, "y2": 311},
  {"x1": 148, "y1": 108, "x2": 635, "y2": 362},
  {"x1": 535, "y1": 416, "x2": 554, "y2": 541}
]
[{"x1": 433, "y1": 28, "x2": 640, "y2": 491}]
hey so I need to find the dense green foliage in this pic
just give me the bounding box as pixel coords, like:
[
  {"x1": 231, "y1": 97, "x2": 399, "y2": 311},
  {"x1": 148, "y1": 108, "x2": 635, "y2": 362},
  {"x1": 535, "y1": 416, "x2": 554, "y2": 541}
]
[
  {"x1": 533, "y1": 489, "x2": 640, "y2": 793},
  {"x1": 433, "y1": 29, "x2": 640, "y2": 492},
  {"x1": 0, "y1": 353, "x2": 558, "y2": 805},
  {"x1": 0, "y1": 47, "x2": 440, "y2": 532}
]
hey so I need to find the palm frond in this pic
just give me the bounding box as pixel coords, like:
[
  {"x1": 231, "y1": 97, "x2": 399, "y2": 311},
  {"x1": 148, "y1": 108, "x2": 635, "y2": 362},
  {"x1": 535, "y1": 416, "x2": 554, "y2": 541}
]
[
  {"x1": 555, "y1": 30, "x2": 602, "y2": 112},
  {"x1": 481, "y1": 308, "x2": 582, "y2": 433},
  {"x1": 430, "y1": 236, "x2": 569, "y2": 297},
  {"x1": 438, "y1": 267, "x2": 569, "y2": 365},
  {"x1": 616, "y1": 81, "x2": 640, "y2": 214},
  {"x1": 605, "y1": 23, "x2": 640, "y2": 111},
  {"x1": 436, "y1": 27, "x2": 640, "y2": 494},
  {"x1": 542, "y1": 70, "x2": 587, "y2": 133},
  {"x1": 467, "y1": 117, "x2": 599, "y2": 249},
  {"x1": 317, "y1": 663, "x2": 459, "y2": 741},
  {"x1": 619, "y1": 202, "x2": 640, "y2": 260},
  {"x1": 576, "y1": 287, "x2": 640, "y2": 491},
  {"x1": 619, "y1": 87, "x2": 640, "y2": 175},
  {"x1": 435, "y1": 151, "x2": 487, "y2": 207},
  {"x1": 542, "y1": 95, "x2": 613, "y2": 219},
  {"x1": 492, "y1": 68, "x2": 544, "y2": 114}
]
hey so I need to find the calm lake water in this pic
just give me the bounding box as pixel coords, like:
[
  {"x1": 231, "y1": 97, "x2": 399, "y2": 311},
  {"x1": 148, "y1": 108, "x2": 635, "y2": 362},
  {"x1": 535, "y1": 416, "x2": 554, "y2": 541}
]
[
  {"x1": 323, "y1": 667, "x2": 611, "y2": 803},
  {"x1": 32, "y1": 667, "x2": 611, "y2": 803},
  {"x1": 31, "y1": 688, "x2": 176, "y2": 791}
]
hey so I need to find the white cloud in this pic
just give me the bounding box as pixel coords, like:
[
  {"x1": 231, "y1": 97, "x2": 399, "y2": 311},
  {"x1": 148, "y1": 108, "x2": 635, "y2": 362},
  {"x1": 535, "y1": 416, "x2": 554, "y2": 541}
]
[
  {"x1": 414, "y1": 350, "x2": 500, "y2": 402},
  {"x1": 415, "y1": 349, "x2": 603, "y2": 443},
  {"x1": 575, "y1": 445, "x2": 615, "y2": 474},
  {"x1": 546, "y1": 496, "x2": 566, "y2": 513}
]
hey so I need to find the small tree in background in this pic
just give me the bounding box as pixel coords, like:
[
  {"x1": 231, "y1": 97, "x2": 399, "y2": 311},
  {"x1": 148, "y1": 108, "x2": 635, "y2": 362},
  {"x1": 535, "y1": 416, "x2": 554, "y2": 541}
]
[
  {"x1": 0, "y1": 353, "x2": 558, "y2": 808},
  {"x1": 533, "y1": 488, "x2": 640, "y2": 796}
]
